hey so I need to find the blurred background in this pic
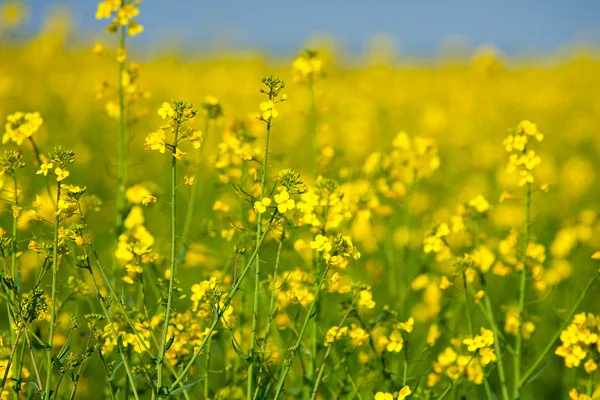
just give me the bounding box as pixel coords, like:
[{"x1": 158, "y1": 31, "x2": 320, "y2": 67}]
[{"x1": 3, "y1": 0, "x2": 600, "y2": 59}]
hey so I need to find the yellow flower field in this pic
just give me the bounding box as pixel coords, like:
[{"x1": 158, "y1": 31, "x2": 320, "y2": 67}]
[{"x1": 0, "y1": 1, "x2": 600, "y2": 399}]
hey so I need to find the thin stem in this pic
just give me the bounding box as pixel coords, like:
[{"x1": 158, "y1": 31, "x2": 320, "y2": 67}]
[
  {"x1": 307, "y1": 78, "x2": 317, "y2": 177},
  {"x1": 179, "y1": 119, "x2": 210, "y2": 260},
  {"x1": 44, "y1": 183, "x2": 61, "y2": 400},
  {"x1": 273, "y1": 263, "x2": 332, "y2": 400},
  {"x1": 436, "y1": 352, "x2": 478, "y2": 400},
  {"x1": 168, "y1": 212, "x2": 278, "y2": 392},
  {"x1": 513, "y1": 181, "x2": 531, "y2": 399},
  {"x1": 89, "y1": 270, "x2": 140, "y2": 400},
  {"x1": 253, "y1": 228, "x2": 285, "y2": 400},
  {"x1": 157, "y1": 121, "x2": 180, "y2": 390},
  {"x1": 248, "y1": 96, "x2": 273, "y2": 399},
  {"x1": 310, "y1": 300, "x2": 354, "y2": 400},
  {"x1": 483, "y1": 294, "x2": 511, "y2": 400},
  {"x1": 0, "y1": 329, "x2": 22, "y2": 393},
  {"x1": 115, "y1": 25, "x2": 128, "y2": 238},
  {"x1": 203, "y1": 336, "x2": 212, "y2": 399},
  {"x1": 344, "y1": 359, "x2": 363, "y2": 400},
  {"x1": 69, "y1": 328, "x2": 94, "y2": 400},
  {"x1": 9, "y1": 173, "x2": 19, "y2": 392},
  {"x1": 24, "y1": 328, "x2": 44, "y2": 392}
]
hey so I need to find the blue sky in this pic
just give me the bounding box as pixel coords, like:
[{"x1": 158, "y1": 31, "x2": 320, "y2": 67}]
[{"x1": 23, "y1": 0, "x2": 600, "y2": 56}]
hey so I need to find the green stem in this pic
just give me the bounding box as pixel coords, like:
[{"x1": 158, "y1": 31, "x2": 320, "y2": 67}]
[
  {"x1": 168, "y1": 212, "x2": 278, "y2": 393},
  {"x1": 179, "y1": 119, "x2": 210, "y2": 260},
  {"x1": 307, "y1": 78, "x2": 317, "y2": 177},
  {"x1": 157, "y1": 122, "x2": 180, "y2": 390},
  {"x1": 310, "y1": 300, "x2": 354, "y2": 400},
  {"x1": 9, "y1": 173, "x2": 19, "y2": 391},
  {"x1": 44, "y1": 183, "x2": 61, "y2": 400},
  {"x1": 248, "y1": 98, "x2": 273, "y2": 399},
  {"x1": 89, "y1": 271, "x2": 140, "y2": 400},
  {"x1": 0, "y1": 329, "x2": 22, "y2": 394},
  {"x1": 253, "y1": 228, "x2": 285, "y2": 400},
  {"x1": 115, "y1": 25, "x2": 127, "y2": 237},
  {"x1": 482, "y1": 294, "x2": 510, "y2": 400},
  {"x1": 113, "y1": 25, "x2": 128, "y2": 289},
  {"x1": 273, "y1": 264, "x2": 332, "y2": 400},
  {"x1": 436, "y1": 352, "x2": 478, "y2": 400},
  {"x1": 204, "y1": 336, "x2": 212, "y2": 399},
  {"x1": 513, "y1": 182, "x2": 531, "y2": 399}
]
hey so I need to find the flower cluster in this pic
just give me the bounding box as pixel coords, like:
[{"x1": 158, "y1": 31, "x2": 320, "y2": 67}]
[
  {"x1": 310, "y1": 234, "x2": 361, "y2": 266},
  {"x1": 292, "y1": 49, "x2": 324, "y2": 83},
  {"x1": 555, "y1": 313, "x2": 599, "y2": 372},
  {"x1": 3, "y1": 111, "x2": 43, "y2": 145},
  {"x1": 95, "y1": 0, "x2": 143, "y2": 36},
  {"x1": 504, "y1": 120, "x2": 544, "y2": 186},
  {"x1": 145, "y1": 100, "x2": 202, "y2": 159}
]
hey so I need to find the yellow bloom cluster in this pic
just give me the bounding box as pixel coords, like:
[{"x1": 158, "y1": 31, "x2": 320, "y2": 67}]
[
  {"x1": 375, "y1": 386, "x2": 411, "y2": 400},
  {"x1": 555, "y1": 313, "x2": 600, "y2": 372},
  {"x1": 310, "y1": 234, "x2": 361, "y2": 266},
  {"x1": 292, "y1": 49, "x2": 323, "y2": 83},
  {"x1": 95, "y1": 0, "x2": 143, "y2": 36},
  {"x1": 364, "y1": 131, "x2": 440, "y2": 199},
  {"x1": 504, "y1": 120, "x2": 544, "y2": 186},
  {"x1": 3, "y1": 111, "x2": 43, "y2": 145}
]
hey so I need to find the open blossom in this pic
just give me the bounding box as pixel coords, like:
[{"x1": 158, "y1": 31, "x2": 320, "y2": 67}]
[
  {"x1": 259, "y1": 100, "x2": 278, "y2": 119},
  {"x1": 3, "y1": 111, "x2": 43, "y2": 145}
]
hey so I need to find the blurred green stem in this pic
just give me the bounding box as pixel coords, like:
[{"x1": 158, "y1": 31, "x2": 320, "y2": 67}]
[
  {"x1": 44, "y1": 183, "x2": 61, "y2": 400},
  {"x1": 249, "y1": 101, "x2": 273, "y2": 399},
  {"x1": 513, "y1": 181, "x2": 531, "y2": 399},
  {"x1": 114, "y1": 25, "x2": 128, "y2": 279},
  {"x1": 179, "y1": 118, "x2": 210, "y2": 261}
]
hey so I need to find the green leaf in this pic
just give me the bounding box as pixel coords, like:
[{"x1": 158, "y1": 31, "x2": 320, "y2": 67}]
[
  {"x1": 231, "y1": 338, "x2": 249, "y2": 360},
  {"x1": 168, "y1": 376, "x2": 207, "y2": 397},
  {"x1": 109, "y1": 360, "x2": 124, "y2": 382}
]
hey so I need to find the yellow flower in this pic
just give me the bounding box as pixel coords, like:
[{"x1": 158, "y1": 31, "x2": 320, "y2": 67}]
[
  {"x1": 274, "y1": 189, "x2": 295, "y2": 213},
  {"x1": 55, "y1": 167, "x2": 69, "y2": 181},
  {"x1": 36, "y1": 162, "x2": 53, "y2": 176},
  {"x1": 11, "y1": 205, "x2": 21, "y2": 218},
  {"x1": 144, "y1": 130, "x2": 166, "y2": 153},
  {"x1": 374, "y1": 392, "x2": 393, "y2": 400},
  {"x1": 184, "y1": 175, "x2": 195, "y2": 186},
  {"x1": 92, "y1": 43, "x2": 104, "y2": 56},
  {"x1": 128, "y1": 20, "x2": 144, "y2": 36},
  {"x1": 253, "y1": 197, "x2": 271, "y2": 214},
  {"x1": 259, "y1": 101, "x2": 278, "y2": 120},
  {"x1": 379, "y1": 331, "x2": 403, "y2": 352},
  {"x1": 358, "y1": 290, "x2": 375, "y2": 309},
  {"x1": 142, "y1": 195, "x2": 156, "y2": 206},
  {"x1": 116, "y1": 47, "x2": 127, "y2": 63},
  {"x1": 468, "y1": 195, "x2": 490, "y2": 213},
  {"x1": 398, "y1": 317, "x2": 414, "y2": 333},
  {"x1": 439, "y1": 276, "x2": 452, "y2": 290},
  {"x1": 479, "y1": 347, "x2": 497, "y2": 365},
  {"x1": 584, "y1": 359, "x2": 597, "y2": 374},
  {"x1": 174, "y1": 148, "x2": 186, "y2": 160},
  {"x1": 398, "y1": 386, "x2": 412, "y2": 399},
  {"x1": 158, "y1": 102, "x2": 175, "y2": 119},
  {"x1": 310, "y1": 234, "x2": 332, "y2": 253},
  {"x1": 592, "y1": 251, "x2": 600, "y2": 260}
]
